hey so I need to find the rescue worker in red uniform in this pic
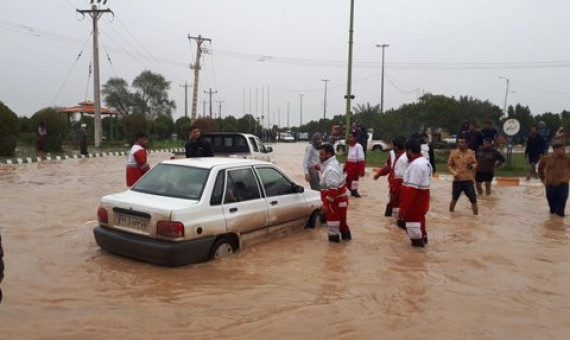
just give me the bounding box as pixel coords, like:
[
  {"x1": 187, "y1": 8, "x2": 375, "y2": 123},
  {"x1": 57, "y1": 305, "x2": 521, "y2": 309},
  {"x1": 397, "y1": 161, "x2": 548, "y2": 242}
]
[
  {"x1": 344, "y1": 132, "x2": 366, "y2": 197},
  {"x1": 126, "y1": 132, "x2": 150, "y2": 187},
  {"x1": 373, "y1": 137, "x2": 407, "y2": 216},
  {"x1": 399, "y1": 139, "x2": 432, "y2": 247},
  {"x1": 318, "y1": 144, "x2": 351, "y2": 243}
]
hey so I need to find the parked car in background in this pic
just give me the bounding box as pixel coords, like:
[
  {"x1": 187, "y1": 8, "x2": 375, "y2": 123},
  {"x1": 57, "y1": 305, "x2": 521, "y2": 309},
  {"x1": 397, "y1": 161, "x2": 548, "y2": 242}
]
[
  {"x1": 333, "y1": 132, "x2": 390, "y2": 154},
  {"x1": 298, "y1": 132, "x2": 309, "y2": 141},
  {"x1": 442, "y1": 134, "x2": 457, "y2": 145},
  {"x1": 94, "y1": 158, "x2": 322, "y2": 266},
  {"x1": 278, "y1": 132, "x2": 295, "y2": 143}
]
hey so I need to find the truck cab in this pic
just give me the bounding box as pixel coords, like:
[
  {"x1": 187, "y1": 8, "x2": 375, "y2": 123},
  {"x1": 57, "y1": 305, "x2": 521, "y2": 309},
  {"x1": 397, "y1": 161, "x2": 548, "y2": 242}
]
[{"x1": 201, "y1": 132, "x2": 274, "y2": 162}]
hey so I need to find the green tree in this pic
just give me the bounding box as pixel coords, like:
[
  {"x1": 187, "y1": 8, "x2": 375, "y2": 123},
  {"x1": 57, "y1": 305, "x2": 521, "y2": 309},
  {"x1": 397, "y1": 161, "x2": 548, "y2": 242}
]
[
  {"x1": 151, "y1": 115, "x2": 174, "y2": 140},
  {"x1": 31, "y1": 107, "x2": 67, "y2": 152},
  {"x1": 121, "y1": 113, "x2": 150, "y2": 143},
  {"x1": 175, "y1": 116, "x2": 192, "y2": 141},
  {"x1": 131, "y1": 70, "x2": 176, "y2": 119},
  {"x1": 0, "y1": 101, "x2": 20, "y2": 156},
  {"x1": 102, "y1": 77, "x2": 132, "y2": 117},
  {"x1": 102, "y1": 70, "x2": 176, "y2": 119}
]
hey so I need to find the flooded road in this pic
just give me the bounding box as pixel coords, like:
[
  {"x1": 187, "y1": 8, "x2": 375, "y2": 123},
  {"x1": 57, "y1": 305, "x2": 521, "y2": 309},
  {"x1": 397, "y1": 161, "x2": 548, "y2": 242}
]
[{"x1": 1, "y1": 143, "x2": 569, "y2": 339}]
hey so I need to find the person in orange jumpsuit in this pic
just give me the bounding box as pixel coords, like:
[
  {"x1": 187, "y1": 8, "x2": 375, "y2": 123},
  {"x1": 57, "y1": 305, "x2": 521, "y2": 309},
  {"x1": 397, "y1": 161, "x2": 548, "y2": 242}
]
[
  {"x1": 399, "y1": 139, "x2": 432, "y2": 247},
  {"x1": 126, "y1": 132, "x2": 150, "y2": 187},
  {"x1": 344, "y1": 131, "x2": 366, "y2": 197},
  {"x1": 374, "y1": 137, "x2": 406, "y2": 216},
  {"x1": 319, "y1": 144, "x2": 351, "y2": 242}
]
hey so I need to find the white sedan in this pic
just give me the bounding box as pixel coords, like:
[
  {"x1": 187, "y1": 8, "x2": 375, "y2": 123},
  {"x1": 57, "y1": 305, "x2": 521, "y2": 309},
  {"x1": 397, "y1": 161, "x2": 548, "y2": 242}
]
[{"x1": 95, "y1": 158, "x2": 322, "y2": 266}]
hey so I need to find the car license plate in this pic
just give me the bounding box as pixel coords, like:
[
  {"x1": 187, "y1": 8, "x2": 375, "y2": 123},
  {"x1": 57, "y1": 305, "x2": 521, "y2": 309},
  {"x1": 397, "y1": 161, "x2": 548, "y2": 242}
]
[{"x1": 116, "y1": 214, "x2": 149, "y2": 232}]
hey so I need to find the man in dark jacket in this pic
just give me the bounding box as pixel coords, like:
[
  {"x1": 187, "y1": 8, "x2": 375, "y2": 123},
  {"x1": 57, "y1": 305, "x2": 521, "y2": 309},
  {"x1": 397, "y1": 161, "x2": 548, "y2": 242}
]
[
  {"x1": 525, "y1": 126, "x2": 546, "y2": 180},
  {"x1": 185, "y1": 126, "x2": 214, "y2": 158}
]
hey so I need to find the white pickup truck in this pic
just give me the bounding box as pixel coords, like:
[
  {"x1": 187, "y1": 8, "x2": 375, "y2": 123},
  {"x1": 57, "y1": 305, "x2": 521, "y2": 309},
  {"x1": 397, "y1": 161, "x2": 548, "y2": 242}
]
[
  {"x1": 333, "y1": 132, "x2": 390, "y2": 154},
  {"x1": 201, "y1": 132, "x2": 274, "y2": 162}
]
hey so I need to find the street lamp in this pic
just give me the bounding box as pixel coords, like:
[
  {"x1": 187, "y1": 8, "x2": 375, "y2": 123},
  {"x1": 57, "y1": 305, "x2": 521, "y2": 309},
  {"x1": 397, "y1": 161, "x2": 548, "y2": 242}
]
[
  {"x1": 499, "y1": 76, "x2": 511, "y2": 115},
  {"x1": 299, "y1": 94, "x2": 304, "y2": 126},
  {"x1": 375, "y1": 43, "x2": 390, "y2": 114},
  {"x1": 321, "y1": 79, "x2": 330, "y2": 120}
]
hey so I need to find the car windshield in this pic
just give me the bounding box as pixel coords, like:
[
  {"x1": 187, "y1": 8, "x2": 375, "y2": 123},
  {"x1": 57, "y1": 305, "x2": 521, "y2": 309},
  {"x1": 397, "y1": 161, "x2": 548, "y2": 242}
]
[{"x1": 131, "y1": 163, "x2": 210, "y2": 200}]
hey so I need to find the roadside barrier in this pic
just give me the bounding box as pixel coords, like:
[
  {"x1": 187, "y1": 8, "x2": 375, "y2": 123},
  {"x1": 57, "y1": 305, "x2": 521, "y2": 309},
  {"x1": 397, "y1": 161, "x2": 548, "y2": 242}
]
[{"x1": 0, "y1": 149, "x2": 184, "y2": 165}]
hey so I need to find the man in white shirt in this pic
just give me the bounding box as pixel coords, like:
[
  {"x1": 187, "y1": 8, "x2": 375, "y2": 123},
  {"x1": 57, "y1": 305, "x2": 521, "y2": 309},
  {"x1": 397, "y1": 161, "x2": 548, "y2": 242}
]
[
  {"x1": 345, "y1": 131, "x2": 365, "y2": 197},
  {"x1": 319, "y1": 144, "x2": 351, "y2": 242}
]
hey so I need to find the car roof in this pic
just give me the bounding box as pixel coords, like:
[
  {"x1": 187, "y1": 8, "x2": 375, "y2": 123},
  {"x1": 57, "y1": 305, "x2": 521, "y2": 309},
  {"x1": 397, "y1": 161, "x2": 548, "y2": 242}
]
[
  {"x1": 161, "y1": 157, "x2": 272, "y2": 169},
  {"x1": 202, "y1": 132, "x2": 259, "y2": 138}
]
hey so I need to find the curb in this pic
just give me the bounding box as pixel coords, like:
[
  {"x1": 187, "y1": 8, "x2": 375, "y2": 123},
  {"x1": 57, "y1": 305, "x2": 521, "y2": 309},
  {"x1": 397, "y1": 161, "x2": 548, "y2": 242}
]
[{"x1": 0, "y1": 148, "x2": 184, "y2": 165}]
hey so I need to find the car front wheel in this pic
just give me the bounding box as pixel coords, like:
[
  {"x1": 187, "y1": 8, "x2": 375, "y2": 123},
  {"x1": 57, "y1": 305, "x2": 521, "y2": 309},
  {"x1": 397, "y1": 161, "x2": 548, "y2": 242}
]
[{"x1": 209, "y1": 236, "x2": 237, "y2": 260}]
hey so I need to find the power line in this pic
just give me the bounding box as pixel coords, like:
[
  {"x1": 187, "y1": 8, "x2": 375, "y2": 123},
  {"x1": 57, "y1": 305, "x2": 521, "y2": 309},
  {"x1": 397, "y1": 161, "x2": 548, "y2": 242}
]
[{"x1": 51, "y1": 33, "x2": 93, "y2": 105}]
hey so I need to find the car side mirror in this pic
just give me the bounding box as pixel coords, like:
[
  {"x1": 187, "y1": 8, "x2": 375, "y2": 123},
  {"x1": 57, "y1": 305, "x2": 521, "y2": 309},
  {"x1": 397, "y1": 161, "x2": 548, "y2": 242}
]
[
  {"x1": 294, "y1": 184, "x2": 304, "y2": 193},
  {"x1": 266, "y1": 146, "x2": 273, "y2": 153}
]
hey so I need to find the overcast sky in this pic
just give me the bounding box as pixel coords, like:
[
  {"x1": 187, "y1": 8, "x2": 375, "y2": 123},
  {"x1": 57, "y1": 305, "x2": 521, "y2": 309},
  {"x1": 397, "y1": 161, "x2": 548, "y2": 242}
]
[{"x1": 2, "y1": 0, "x2": 570, "y2": 127}]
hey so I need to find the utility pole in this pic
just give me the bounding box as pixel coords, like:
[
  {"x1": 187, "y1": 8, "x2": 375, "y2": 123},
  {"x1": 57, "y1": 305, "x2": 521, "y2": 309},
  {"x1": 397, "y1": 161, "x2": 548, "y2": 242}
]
[
  {"x1": 499, "y1": 76, "x2": 510, "y2": 115},
  {"x1": 267, "y1": 85, "x2": 271, "y2": 128},
  {"x1": 77, "y1": 0, "x2": 112, "y2": 148},
  {"x1": 202, "y1": 100, "x2": 207, "y2": 117},
  {"x1": 344, "y1": 0, "x2": 356, "y2": 141},
  {"x1": 322, "y1": 79, "x2": 330, "y2": 120},
  {"x1": 375, "y1": 43, "x2": 390, "y2": 114},
  {"x1": 179, "y1": 82, "x2": 190, "y2": 118},
  {"x1": 287, "y1": 102, "x2": 291, "y2": 129},
  {"x1": 204, "y1": 88, "x2": 217, "y2": 118},
  {"x1": 188, "y1": 34, "x2": 211, "y2": 119},
  {"x1": 299, "y1": 94, "x2": 304, "y2": 126},
  {"x1": 216, "y1": 100, "x2": 224, "y2": 119}
]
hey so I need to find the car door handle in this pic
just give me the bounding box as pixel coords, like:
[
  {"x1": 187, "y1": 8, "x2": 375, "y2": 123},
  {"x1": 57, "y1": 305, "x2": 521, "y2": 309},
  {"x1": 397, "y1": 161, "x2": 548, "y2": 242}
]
[
  {"x1": 270, "y1": 201, "x2": 278, "y2": 206},
  {"x1": 229, "y1": 207, "x2": 238, "y2": 213}
]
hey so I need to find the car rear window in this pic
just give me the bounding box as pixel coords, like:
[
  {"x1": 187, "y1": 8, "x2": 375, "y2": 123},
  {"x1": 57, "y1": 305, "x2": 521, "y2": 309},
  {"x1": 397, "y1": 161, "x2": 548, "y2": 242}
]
[{"x1": 131, "y1": 163, "x2": 209, "y2": 200}]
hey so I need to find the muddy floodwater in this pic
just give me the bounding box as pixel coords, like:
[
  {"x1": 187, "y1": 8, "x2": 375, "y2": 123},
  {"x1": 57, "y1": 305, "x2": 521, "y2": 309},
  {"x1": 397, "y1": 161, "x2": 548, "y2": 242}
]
[{"x1": 0, "y1": 143, "x2": 569, "y2": 339}]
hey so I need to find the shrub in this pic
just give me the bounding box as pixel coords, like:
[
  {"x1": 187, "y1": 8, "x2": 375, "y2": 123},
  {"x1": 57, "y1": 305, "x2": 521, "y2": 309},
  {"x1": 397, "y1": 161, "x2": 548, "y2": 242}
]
[
  {"x1": 175, "y1": 116, "x2": 192, "y2": 141},
  {"x1": 0, "y1": 101, "x2": 20, "y2": 156},
  {"x1": 30, "y1": 107, "x2": 67, "y2": 153}
]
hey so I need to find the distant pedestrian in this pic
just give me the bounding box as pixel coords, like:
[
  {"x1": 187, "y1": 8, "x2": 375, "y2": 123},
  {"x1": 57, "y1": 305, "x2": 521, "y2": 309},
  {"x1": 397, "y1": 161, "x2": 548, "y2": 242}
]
[
  {"x1": 344, "y1": 131, "x2": 365, "y2": 197},
  {"x1": 303, "y1": 133, "x2": 323, "y2": 190},
  {"x1": 318, "y1": 143, "x2": 351, "y2": 242},
  {"x1": 475, "y1": 138, "x2": 506, "y2": 195},
  {"x1": 373, "y1": 136, "x2": 407, "y2": 217},
  {"x1": 79, "y1": 124, "x2": 89, "y2": 156},
  {"x1": 185, "y1": 125, "x2": 214, "y2": 158},
  {"x1": 553, "y1": 127, "x2": 566, "y2": 146},
  {"x1": 525, "y1": 126, "x2": 546, "y2": 180},
  {"x1": 537, "y1": 143, "x2": 570, "y2": 217},
  {"x1": 399, "y1": 139, "x2": 432, "y2": 247},
  {"x1": 447, "y1": 135, "x2": 479, "y2": 215},
  {"x1": 537, "y1": 121, "x2": 551, "y2": 154},
  {"x1": 458, "y1": 120, "x2": 470, "y2": 139},
  {"x1": 467, "y1": 122, "x2": 483, "y2": 151},
  {"x1": 126, "y1": 132, "x2": 150, "y2": 187},
  {"x1": 480, "y1": 120, "x2": 498, "y2": 142},
  {"x1": 351, "y1": 122, "x2": 368, "y2": 158},
  {"x1": 37, "y1": 120, "x2": 47, "y2": 158},
  {"x1": 420, "y1": 132, "x2": 436, "y2": 173}
]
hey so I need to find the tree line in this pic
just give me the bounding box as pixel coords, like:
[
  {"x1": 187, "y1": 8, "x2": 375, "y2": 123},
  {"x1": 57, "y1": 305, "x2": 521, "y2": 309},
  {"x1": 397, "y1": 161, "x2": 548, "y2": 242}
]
[{"x1": 1, "y1": 69, "x2": 569, "y2": 157}]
